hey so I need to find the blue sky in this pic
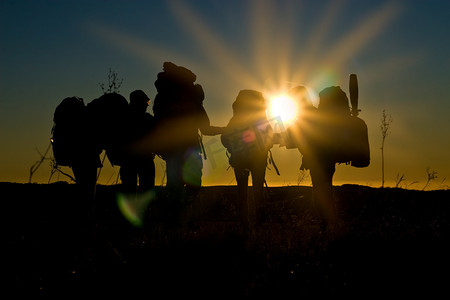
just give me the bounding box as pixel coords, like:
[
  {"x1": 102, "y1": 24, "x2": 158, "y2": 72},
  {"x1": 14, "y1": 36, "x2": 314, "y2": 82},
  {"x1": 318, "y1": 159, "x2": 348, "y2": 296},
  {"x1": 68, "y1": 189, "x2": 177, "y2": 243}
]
[{"x1": 1, "y1": 0, "x2": 449, "y2": 189}]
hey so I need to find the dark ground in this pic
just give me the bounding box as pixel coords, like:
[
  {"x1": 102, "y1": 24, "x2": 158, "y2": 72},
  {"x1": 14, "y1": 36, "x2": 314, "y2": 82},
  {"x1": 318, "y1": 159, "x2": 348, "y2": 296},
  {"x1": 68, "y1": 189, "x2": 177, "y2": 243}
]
[{"x1": 4, "y1": 182, "x2": 449, "y2": 297}]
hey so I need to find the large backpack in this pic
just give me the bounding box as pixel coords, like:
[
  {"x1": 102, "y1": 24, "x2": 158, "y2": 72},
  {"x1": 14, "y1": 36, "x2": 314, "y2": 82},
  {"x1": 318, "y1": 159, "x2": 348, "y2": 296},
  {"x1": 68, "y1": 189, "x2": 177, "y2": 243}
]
[
  {"x1": 86, "y1": 92, "x2": 129, "y2": 166},
  {"x1": 153, "y1": 62, "x2": 205, "y2": 121},
  {"x1": 315, "y1": 86, "x2": 370, "y2": 167},
  {"x1": 221, "y1": 90, "x2": 273, "y2": 170},
  {"x1": 51, "y1": 97, "x2": 87, "y2": 166},
  {"x1": 152, "y1": 62, "x2": 208, "y2": 156}
]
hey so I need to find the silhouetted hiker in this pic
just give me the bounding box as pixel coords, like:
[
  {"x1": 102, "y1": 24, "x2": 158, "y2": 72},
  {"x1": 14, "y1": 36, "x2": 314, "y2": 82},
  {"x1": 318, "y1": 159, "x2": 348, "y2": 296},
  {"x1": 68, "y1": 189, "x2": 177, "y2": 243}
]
[
  {"x1": 152, "y1": 62, "x2": 224, "y2": 204},
  {"x1": 51, "y1": 96, "x2": 102, "y2": 271},
  {"x1": 221, "y1": 90, "x2": 274, "y2": 228},
  {"x1": 119, "y1": 90, "x2": 156, "y2": 194},
  {"x1": 276, "y1": 86, "x2": 341, "y2": 235},
  {"x1": 51, "y1": 96, "x2": 102, "y2": 201},
  {"x1": 278, "y1": 84, "x2": 370, "y2": 237}
]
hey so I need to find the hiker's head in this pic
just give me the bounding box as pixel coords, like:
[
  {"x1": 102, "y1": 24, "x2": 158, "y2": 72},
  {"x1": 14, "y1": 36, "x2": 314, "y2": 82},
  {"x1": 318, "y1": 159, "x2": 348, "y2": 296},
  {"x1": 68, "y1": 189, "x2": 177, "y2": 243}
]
[
  {"x1": 286, "y1": 86, "x2": 314, "y2": 121},
  {"x1": 130, "y1": 90, "x2": 150, "y2": 111},
  {"x1": 232, "y1": 89, "x2": 266, "y2": 116},
  {"x1": 318, "y1": 86, "x2": 350, "y2": 114},
  {"x1": 288, "y1": 86, "x2": 313, "y2": 109}
]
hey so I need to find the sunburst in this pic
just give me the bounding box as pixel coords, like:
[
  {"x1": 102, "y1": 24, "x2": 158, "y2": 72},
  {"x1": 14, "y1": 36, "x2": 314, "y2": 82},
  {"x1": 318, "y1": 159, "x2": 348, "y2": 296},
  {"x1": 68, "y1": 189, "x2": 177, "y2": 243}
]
[{"x1": 89, "y1": 0, "x2": 403, "y2": 185}]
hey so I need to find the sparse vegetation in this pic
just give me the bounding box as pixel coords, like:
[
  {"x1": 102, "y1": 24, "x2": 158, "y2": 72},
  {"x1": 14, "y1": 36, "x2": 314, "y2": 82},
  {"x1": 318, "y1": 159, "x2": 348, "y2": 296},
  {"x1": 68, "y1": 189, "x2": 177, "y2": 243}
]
[
  {"x1": 48, "y1": 158, "x2": 75, "y2": 183},
  {"x1": 422, "y1": 167, "x2": 438, "y2": 191},
  {"x1": 395, "y1": 172, "x2": 405, "y2": 188},
  {"x1": 99, "y1": 68, "x2": 123, "y2": 94},
  {"x1": 380, "y1": 109, "x2": 392, "y2": 188},
  {"x1": 394, "y1": 172, "x2": 420, "y2": 190},
  {"x1": 297, "y1": 169, "x2": 309, "y2": 186},
  {"x1": 438, "y1": 177, "x2": 449, "y2": 190},
  {"x1": 28, "y1": 142, "x2": 52, "y2": 183},
  {"x1": 23, "y1": 183, "x2": 449, "y2": 297}
]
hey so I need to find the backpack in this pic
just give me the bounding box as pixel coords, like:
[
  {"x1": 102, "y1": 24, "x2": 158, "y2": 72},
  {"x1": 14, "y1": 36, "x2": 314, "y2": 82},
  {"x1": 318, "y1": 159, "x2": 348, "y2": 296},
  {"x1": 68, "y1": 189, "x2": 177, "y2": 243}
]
[
  {"x1": 86, "y1": 92, "x2": 129, "y2": 166},
  {"x1": 152, "y1": 62, "x2": 208, "y2": 156},
  {"x1": 153, "y1": 62, "x2": 204, "y2": 120},
  {"x1": 51, "y1": 96, "x2": 87, "y2": 166},
  {"x1": 221, "y1": 90, "x2": 274, "y2": 170},
  {"x1": 315, "y1": 86, "x2": 370, "y2": 167}
]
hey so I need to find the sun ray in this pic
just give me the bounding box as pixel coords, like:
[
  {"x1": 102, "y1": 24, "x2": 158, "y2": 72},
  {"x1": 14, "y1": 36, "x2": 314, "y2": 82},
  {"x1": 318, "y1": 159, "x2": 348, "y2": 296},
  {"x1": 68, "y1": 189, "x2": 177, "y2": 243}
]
[
  {"x1": 310, "y1": 1, "x2": 401, "y2": 88},
  {"x1": 249, "y1": 0, "x2": 273, "y2": 82},
  {"x1": 273, "y1": 1, "x2": 298, "y2": 94},
  {"x1": 248, "y1": 0, "x2": 303, "y2": 94},
  {"x1": 169, "y1": 0, "x2": 260, "y2": 89},
  {"x1": 87, "y1": 22, "x2": 185, "y2": 67},
  {"x1": 325, "y1": 2, "x2": 401, "y2": 66},
  {"x1": 362, "y1": 51, "x2": 423, "y2": 86},
  {"x1": 292, "y1": 0, "x2": 347, "y2": 86}
]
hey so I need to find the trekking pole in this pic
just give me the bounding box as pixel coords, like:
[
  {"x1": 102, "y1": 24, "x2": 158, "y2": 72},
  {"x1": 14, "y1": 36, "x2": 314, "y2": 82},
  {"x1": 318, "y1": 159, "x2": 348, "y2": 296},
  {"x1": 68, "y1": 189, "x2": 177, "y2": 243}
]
[{"x1": 349, "y1": 74, "x2": 360, "y2": 117}]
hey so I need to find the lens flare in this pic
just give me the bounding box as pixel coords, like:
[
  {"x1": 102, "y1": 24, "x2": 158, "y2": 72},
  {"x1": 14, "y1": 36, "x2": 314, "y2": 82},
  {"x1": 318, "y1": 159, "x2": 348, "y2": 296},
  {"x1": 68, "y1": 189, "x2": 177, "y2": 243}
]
[
  {"x1": 268, "y1": 94, "x2": 298, "y2": 127},
  {"x1": 182, "y1": 147, "x2": 203, "y2": 186},
  {"x1": 117, "y1": 189, "x2": 156, "y2": 227}
]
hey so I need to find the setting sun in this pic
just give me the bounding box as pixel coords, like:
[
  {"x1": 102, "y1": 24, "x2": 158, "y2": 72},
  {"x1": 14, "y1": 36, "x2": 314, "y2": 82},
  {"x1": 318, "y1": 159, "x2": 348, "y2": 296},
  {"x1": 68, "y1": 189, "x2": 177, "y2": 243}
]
[{"x1": 267, "y1": 94, "x2": 298, "y2": 128}]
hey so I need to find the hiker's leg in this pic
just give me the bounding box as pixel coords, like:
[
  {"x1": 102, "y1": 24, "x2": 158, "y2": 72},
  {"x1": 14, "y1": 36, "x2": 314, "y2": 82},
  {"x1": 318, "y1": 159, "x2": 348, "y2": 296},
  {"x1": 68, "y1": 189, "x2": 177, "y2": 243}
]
[
  {"x1": 72, "y1": 162, "x2": 98, "y2": 219},
  {"x1": 138, "y1": 158, "x2": 156, "y2": 192},
  {"x1": 163, "y1": 154, "x2": 184, "y2": 222},
  {"x1": 251, "y1": 160, "x2": 268, "y2": 224},
  {"x1": 234, "y1": 167, "x2": 249, "y2": 227},
  {"x1": 165, "y1": 151, "x2": 185, "y2": 188},
  {"x1": 182, "y1": 148, "x2": 203, "y2": 201},
  {"x1": 310, "y1": 161, "x2": 338, "y2": 228},
  {"x1": 182, "y1": 147, "x2": 203, "y2": 186},
  {"x1": 70, "y1": 162, "x2": 98, "y2": 267},
  {"x1": 120, "y1": 164, "x2": 138, "y2": 194},
  {"x1": 178, "y1": 148, "x2": 204, "y2": 226}
]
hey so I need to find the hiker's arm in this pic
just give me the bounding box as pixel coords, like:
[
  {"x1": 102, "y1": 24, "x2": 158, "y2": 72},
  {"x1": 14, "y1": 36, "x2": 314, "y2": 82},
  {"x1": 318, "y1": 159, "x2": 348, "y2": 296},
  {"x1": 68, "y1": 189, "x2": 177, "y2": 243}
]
[
  {"x1": 197, "y1": 106, "x2": 226, "y2": 135},
  {"x1": 276, "y1": 124, "x2": 303, "y2": 149},
  {"x1": 201, "y1": 125, "x2": 226, "y2": 136}
]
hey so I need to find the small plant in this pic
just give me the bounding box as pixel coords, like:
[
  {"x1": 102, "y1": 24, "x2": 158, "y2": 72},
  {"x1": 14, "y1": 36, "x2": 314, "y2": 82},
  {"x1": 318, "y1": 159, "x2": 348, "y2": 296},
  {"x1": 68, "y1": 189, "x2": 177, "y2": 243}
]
[
  {"x1": 406, "y1": 180, "x2": 419, "y2": 189},
  {"x1": 297, "y1": 170, "x2": 309, "y2": 186},
  {"x1": 99, "y1": 68, "x2": 123, "y2": 94},
  {"x1": 422, "y1": 167, "x2": 438, "y2": 191},
  {"x1": 438, "y1": 178, "x2": 449, "y2": 190},
  {"x1": 48, "y1": 158, "x2": 75, "y2": 183},
  {"x1": 394, "y1": 173, "x2": 405, "y2": 188},
  {"x1": 380, "y1": 109, "x2": 392, "y2": 188},
  {"x1": 29, "y1": 143, "x2": 52, "y2": 183}
]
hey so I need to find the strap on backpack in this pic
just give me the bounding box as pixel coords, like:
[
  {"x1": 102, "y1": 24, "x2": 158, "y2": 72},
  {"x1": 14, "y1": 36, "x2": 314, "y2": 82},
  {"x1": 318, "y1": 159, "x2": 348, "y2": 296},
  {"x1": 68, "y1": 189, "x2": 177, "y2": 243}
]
[
  {"x1": 268, "y1": 150, "x2": 280, "y2": 176},
  {"x1": 199, "y1": 132, "x2": 207, "y2": 160},
  {"x1": 225, "y1": 150, "x2": 232, "y2": 171}
]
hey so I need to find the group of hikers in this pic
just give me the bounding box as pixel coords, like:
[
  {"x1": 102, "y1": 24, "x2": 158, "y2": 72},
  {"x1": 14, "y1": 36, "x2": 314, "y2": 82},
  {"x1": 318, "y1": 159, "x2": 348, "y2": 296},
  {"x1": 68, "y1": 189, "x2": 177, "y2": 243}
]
[{"x1": 51, "y1": 61, "x2": 370, "y2": 236}]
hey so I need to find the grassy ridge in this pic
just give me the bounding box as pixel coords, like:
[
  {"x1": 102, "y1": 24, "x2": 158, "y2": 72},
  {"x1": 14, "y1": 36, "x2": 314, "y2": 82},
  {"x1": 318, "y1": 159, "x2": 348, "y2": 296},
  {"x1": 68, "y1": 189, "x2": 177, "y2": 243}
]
[{"x1": 3, "y1": 182, "x2": 449, "y2": 297}]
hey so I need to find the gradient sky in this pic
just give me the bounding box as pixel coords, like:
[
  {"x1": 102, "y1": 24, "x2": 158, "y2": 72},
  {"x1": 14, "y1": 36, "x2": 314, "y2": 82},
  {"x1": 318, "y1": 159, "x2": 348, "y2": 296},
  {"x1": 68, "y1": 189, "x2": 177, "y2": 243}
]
[{"x1": 1, "y1": 0, "x2": 449, "y2": 190}]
